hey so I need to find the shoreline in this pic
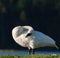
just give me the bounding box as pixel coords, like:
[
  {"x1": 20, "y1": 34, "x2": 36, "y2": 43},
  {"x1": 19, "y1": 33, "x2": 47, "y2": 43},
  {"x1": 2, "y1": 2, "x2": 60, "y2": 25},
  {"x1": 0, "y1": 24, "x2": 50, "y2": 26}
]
[{"x1": 0, "y1": 49, "x2": 60, "y2": 52}]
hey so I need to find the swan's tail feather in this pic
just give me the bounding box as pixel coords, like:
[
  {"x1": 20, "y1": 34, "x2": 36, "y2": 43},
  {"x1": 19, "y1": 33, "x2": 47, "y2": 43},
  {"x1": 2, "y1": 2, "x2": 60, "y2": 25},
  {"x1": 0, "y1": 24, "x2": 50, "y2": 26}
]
[{"x1": 55, "y1": 44, "x2": 59, "y2": 49}]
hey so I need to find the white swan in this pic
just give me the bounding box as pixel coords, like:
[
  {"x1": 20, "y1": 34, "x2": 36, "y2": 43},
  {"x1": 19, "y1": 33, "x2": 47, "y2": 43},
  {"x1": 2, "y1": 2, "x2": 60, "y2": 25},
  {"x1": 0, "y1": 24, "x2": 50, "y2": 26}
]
[{"x1": 12, "y1": 25, "x2": 59, "y2": 54}]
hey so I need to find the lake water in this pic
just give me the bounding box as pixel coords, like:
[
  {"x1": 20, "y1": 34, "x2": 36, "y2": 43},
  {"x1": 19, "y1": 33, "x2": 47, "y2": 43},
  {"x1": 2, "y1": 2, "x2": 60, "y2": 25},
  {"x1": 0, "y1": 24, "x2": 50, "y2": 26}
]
[{"x1": 0, "y1": 51, "x2": 60, "y2": 56}]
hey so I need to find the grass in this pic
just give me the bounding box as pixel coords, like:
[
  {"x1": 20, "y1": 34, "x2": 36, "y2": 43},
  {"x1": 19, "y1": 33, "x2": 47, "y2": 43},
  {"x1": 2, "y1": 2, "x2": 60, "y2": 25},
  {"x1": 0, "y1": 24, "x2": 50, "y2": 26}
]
[{"x1": 0, "y1": 54, "x2": 60, "y2": 58}]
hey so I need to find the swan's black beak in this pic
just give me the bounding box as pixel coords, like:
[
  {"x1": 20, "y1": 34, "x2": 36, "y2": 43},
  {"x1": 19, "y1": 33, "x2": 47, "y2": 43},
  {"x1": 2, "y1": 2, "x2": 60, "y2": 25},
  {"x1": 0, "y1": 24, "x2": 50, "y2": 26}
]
[{"x1": 26, "y1": 33, "x2": 32, "y2": 37}]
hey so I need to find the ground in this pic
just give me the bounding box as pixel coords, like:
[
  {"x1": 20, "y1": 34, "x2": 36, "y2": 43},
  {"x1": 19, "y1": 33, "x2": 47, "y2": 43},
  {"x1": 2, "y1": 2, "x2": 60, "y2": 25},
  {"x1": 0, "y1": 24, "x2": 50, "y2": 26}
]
[{"x1": 0, "y1": 54, "x2": 60, "y2": 58}]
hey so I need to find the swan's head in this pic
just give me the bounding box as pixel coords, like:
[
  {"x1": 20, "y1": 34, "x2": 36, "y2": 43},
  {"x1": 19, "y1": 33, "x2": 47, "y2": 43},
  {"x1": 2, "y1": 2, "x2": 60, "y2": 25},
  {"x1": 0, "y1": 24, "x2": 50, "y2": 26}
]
[{"x1": 12, "y1": 25, "x2": 33, "y2": 39}]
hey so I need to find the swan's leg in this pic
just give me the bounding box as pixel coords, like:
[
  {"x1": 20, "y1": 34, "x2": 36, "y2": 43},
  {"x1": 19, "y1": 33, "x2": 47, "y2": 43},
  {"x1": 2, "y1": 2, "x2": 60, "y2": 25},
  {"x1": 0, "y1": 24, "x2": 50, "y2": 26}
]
[
  {"x1": 28, "y1": 48, "x2": 31, "y2": 54},
  {"x1": 28, "y1": 47, "x2": 31, "y2": 54},
  {"x1": 32, "y1": 49, "x2": 35, "y2": 54}
]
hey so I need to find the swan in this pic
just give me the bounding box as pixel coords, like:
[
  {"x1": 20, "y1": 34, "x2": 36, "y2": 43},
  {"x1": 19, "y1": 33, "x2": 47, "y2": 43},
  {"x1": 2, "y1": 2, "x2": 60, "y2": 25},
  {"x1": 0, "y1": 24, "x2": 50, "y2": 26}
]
[{"x1": 12, "y1": 25, "x2": 59, "y2": 54}]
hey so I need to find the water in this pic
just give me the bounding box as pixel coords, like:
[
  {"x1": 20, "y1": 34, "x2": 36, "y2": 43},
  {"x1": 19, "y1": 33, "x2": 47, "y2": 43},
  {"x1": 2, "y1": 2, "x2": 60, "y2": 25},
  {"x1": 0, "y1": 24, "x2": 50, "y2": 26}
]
[{"x1": 0, "y1": 51, "x2": 60, "y2": 56}]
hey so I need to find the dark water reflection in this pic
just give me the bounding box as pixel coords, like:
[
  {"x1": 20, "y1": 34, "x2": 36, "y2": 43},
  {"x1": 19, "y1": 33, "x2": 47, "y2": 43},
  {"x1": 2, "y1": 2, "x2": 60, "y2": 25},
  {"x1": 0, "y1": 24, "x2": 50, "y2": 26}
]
[{"x1": 0, "y1": 51, "x2": 60, "y2": 56}]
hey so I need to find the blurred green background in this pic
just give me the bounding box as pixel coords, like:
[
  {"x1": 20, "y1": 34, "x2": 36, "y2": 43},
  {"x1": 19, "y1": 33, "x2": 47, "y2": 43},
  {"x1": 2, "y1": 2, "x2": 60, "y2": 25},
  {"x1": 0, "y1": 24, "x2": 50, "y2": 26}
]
[{"x1": 0, "y1": 0, "x2": 60, "y2": 50}]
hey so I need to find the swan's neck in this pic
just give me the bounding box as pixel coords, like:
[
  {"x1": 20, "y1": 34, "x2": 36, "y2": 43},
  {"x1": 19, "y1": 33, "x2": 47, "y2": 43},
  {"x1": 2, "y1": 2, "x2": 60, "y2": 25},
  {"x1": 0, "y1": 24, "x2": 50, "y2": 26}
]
[
  {"x1": 12, "y1": 31, "x2": 19, "y2": 39},
  {"x1": 12, "y1": 27, "x2": 23, "y2": 39}
]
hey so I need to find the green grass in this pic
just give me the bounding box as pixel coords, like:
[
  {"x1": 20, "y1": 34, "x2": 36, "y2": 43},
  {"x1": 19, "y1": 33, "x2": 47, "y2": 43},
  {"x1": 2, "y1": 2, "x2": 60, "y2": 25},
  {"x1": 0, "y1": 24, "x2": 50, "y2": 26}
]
[{"x1": 0, "y1": 54, "x2": 60, "y2": 58}]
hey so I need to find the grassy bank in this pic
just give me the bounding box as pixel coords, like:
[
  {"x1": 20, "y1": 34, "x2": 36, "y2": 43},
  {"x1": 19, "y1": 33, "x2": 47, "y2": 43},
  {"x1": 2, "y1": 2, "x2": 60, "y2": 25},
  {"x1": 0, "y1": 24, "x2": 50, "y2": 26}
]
[{"x1": 0, "y1": 54, "x2": 60, "y2": 58}]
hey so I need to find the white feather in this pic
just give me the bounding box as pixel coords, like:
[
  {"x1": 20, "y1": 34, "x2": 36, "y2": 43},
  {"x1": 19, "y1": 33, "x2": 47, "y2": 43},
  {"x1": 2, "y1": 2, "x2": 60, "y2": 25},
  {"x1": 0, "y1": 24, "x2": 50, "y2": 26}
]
[{"x1": 12, "y1": 25, "x2": 59, "y2": 49}]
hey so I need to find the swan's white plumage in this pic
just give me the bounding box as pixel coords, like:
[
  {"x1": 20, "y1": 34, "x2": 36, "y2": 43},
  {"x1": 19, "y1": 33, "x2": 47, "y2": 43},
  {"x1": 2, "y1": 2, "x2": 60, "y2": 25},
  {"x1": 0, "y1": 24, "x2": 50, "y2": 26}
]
[{"x1": 12, "y1": 25, "x2": 59, "y2": 50}]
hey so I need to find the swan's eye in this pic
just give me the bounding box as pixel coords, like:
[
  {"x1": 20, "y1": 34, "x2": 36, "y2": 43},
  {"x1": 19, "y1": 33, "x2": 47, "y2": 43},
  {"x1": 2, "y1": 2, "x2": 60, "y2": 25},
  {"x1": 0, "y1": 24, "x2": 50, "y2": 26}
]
[{"x1": 26, "y1": 33, "x2": 32, "y2": 37}]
